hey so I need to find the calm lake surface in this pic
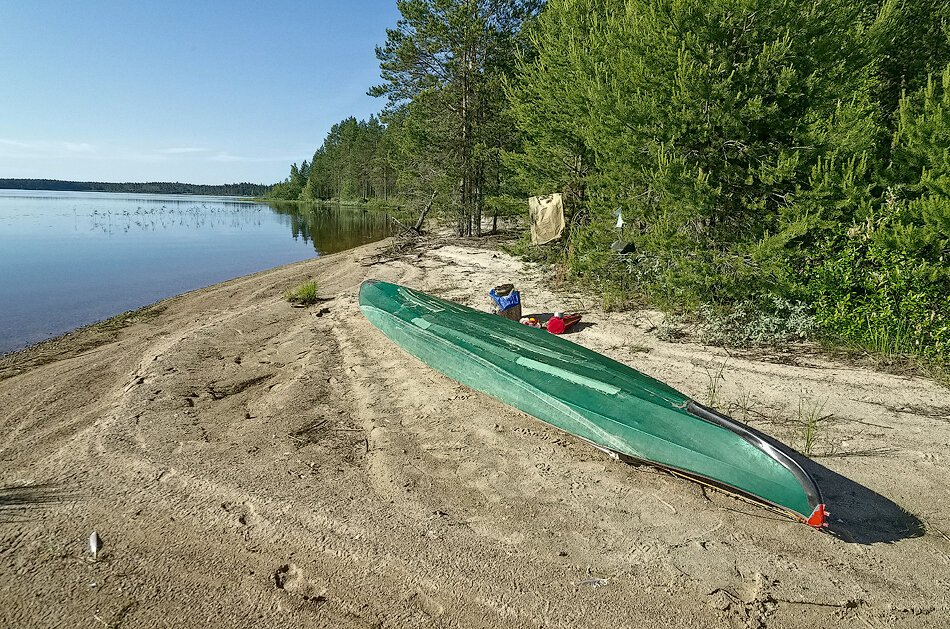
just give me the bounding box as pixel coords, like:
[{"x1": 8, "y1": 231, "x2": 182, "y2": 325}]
[{"x1": 0, "y1": 190, "x2": 393, "y2": 355}]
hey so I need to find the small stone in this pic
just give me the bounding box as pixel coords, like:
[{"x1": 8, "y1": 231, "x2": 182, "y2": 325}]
[{"x1": 89, "y1": 532, "x2": 103, "y2": 560}]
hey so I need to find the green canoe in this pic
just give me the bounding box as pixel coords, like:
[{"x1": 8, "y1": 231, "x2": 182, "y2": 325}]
[{"x1": 359, "y1": 280, "x2": 827, "y2": 527}]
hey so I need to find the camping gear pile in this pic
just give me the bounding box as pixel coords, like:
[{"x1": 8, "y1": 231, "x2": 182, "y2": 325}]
[
  {"x1": 490, "y1": 284, "x2": 580, "y2": 334},
  {"x1": 519, "y1": 317, "x2": 542, "y2": 328},
  {"x1": 489, "y1": 284, "x2": 522, "y2": 321}
]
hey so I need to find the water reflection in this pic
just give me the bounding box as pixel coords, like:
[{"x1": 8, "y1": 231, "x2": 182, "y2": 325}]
[
  {"x1": 72, "y1": 199, "x2": 393, "y2": 253},
  {"x1": 0, "y1": 190, "x2": 395, "y2": 355},
  {"x1": 268, "y1": 201, "x2": 394, "y2": 254}
]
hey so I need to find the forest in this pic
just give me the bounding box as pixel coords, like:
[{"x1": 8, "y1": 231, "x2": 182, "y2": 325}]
[
  {"x1": 0, "y1": 179, "x2": 270, "y2": 197},
  {"x1": 272, "y1": 0, "x2": 950, "y2": 363}
]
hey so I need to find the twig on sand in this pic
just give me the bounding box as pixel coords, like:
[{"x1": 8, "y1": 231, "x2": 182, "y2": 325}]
[
  {"x1": 708, "y1": 588, "x2": 742, "y2": 604},
  {"x1": 652, "y1": 493, "x2": 677, "y2": 514},
  {"x1": 575, "y1": 578, "x2": 608, "y2": 587},
  {"x1": 359, "y1": 236, "x2": 427, "y2": 267}
]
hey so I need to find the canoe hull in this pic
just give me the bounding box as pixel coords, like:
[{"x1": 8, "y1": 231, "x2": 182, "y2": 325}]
[{"x1": 358, "y1": 280, "x2": 826, "y2": 527}]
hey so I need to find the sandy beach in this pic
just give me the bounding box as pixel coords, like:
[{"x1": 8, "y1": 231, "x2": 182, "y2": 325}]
[{"x1": 1, "y1": 234, "x2": 949, "y2": 628}]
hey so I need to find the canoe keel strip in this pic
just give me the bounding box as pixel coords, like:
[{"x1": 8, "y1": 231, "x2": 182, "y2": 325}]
[{"x1": 359, "y1": 280, "x2": 827, "y2": 528}]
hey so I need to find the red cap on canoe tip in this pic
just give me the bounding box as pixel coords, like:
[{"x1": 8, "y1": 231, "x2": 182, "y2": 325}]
[{"x1": 806, "y1": 504, "x2": 828, "y2": 528}]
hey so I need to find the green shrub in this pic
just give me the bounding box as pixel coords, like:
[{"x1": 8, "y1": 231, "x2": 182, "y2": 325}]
[
  {"x1": 283, "y1": 280, "x2": 321, "y2": 305},
  {"x1": 807, "y1": 203, "x2": 949, "y2": 361},
  {"x1": 700, "y1": 297, "x2": 818, "y2": 348}
]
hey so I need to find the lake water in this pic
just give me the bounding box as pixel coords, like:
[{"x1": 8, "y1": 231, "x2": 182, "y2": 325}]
[{"x1": 0, "y1": 190, "x2": 393, "y2": 355}]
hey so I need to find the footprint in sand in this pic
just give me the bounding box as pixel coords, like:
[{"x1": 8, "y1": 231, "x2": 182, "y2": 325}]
[
  {"x1": 410, "y1": 591, "x2": 444, "y2": 618},
  {"x1": 221, "y1": 501, "x2": 262, "y2": 529},
  {"x1": 273, "y1": 563, "x2": 326, "y2": 602}
]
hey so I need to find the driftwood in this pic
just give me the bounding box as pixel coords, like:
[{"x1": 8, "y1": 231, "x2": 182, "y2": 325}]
[
  {"x1": 360, "y1": 191, "x2": 440, "y2": 267},
  {"x1": 359, "y1": 236, "x2": 425, "y2": 267},
  {"x1": 392, "y1": 190, "x2": 437, "y2": 237},
  {"x1": 414, "y1": 190, "x2": 437, "y2": 232}
]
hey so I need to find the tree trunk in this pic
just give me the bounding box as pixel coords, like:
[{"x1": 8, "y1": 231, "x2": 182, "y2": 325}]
[
  {"x1": 414, "y1": 190, "x2": 437, "y2": 232},
  {"x1": 474, "y1": 163, "x2": 483, "y2": 237}
]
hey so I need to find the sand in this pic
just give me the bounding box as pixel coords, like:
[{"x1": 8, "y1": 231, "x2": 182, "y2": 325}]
[{"x1": 1, "y1": 234, "x2": 949, "y2": 628}]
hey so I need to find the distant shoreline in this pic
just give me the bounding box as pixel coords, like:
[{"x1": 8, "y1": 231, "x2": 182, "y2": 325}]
[{"x1": 0, "y1": 178, "x2": 270, "y2": 197}]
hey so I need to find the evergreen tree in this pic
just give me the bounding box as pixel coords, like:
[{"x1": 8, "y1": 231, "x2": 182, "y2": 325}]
[
  {"x1": 509, "y1": 0, "x2": 877, "y2": 306},
  {"x1": 505, "y1": 0, "x2": 600, "y2": 205},
  {"x1": 869, "y1": 0, "x2": 950, "y2": 120},
  {"x1": 370, "y1": 0, "x2": 542, "y2": 235}
]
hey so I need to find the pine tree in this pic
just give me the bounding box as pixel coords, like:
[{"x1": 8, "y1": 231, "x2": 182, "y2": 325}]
[{"x1": 370, "y1": 0, "x2": 542, "y2": 235}]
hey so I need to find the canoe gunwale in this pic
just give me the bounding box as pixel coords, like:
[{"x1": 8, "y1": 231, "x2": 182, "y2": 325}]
[{"x1": 685, "y1": 401, "x2": 824, "y2": 516}]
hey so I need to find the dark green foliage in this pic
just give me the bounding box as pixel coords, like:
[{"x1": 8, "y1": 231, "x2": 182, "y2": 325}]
[
  {"x1": 869, "y1": 0, "x2": 950, "y2": 120},
  {"x1": 267, "y1": 0, "x2": 950, "y2": 362},
  {"x1": 807, "y1": 208, "x2": 949, "y2": 359},
  {"x1": 268, "y1": 161, "x2": 308, "y2": 200},
  {"x1": 504, "y1": 0, "x2": 597, "y2": 205},
  {"x1": 499, "y1": 0, "x2": 950, "y2": 362},
  {"x1": 808, "y1": 66, "x2": 950, "y2": 359},
  {"x1": 306, "y1": 116, "x2": 395, "y2": 202},
  {"x1": 380, "y1": 99, "x2": 457, "y2": 217},
  {"x1": 270, "y1": 116, "x2": 397, "y2": 203},
  {"x1": 512, "y1": 0, "x2": 876, "y2": 306},
  {"x1": 370, "y1": 0, "x2": 542, "y2": 235}
]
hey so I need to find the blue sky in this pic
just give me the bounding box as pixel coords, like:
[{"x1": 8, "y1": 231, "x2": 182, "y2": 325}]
[{"x1": 0, "y1": 1, "x2": 402, "y2": 184}]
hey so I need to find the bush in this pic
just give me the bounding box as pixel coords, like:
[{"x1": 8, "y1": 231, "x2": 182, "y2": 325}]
[
  {"x1": 807, "y1": 220, "x2": 949, "y2": 360},
  {"x1": 283, "y1": 280, "x2": 321, "y2": 306},
  {"x1": 700, "y1": 297, "x2": 818, "y2": 348}
]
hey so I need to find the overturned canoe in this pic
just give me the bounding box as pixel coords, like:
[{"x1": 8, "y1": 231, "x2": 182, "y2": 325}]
[{"x1": 358, "y1": 280, "x2": 827, "y2": 528}]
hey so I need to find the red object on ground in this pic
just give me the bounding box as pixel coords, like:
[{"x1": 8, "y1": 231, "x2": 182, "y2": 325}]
[
  {"x1": 547, "y1": 314, "x2": 580, "y2": 334},
  {"x1": 806, "y1": 504, "x2": 828, "y2": 528}
]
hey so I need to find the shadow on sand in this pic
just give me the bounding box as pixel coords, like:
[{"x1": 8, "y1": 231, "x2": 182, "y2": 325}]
[
  {"x1": 0, "y1": 483, "x2": 65, "y2": 523},
  {"x1": 791, "y1": 452, "x2": 924, "y2": 544},
  {"x1": 613, "y1": 427, "x2": 923, "y2": 545},
  {"x1": 686, "y1": 405, "x2": 925, "y2": 544},
  {"x1": 523, "y1": 312, "x2": 595, "y2": 334}
]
